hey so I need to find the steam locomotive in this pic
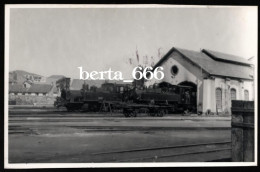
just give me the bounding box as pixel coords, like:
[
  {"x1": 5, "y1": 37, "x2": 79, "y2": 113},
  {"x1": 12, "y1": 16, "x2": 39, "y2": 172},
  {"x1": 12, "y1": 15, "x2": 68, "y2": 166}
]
[{"x1": 54, "y1": 78, "x2": 196, "y2": 115}]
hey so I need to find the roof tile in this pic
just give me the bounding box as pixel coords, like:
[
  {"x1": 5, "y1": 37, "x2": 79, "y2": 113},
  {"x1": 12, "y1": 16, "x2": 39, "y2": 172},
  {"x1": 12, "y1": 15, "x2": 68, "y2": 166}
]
[
  {"x1": 154, "y1": 47, "x2": 254, "y2": 80},
  {"x1": 27, "y1": 84, "x2": 53, "y2": 93},
  {"x1": 202, "y1": 49, "x2": 253, "y2": 65},
  {"x1": 175, "y1": 48, "x2": 253, "y2": 80},
  {"x1": 9, "y1": 84, "x2": 27, "y2": 93}
]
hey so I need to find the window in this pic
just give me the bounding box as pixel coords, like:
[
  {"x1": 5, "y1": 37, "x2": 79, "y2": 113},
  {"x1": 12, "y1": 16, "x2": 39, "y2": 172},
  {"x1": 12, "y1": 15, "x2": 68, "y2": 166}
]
[
  {"x1": 216, "y1": 88, "x2": 222, "y2": 110},
  {"x1": 231, "y1": 88, "x2": 236, "y2": 100},
  {"x1": 171, "y1": 65, "x2": 179, "y2": 76},
  {"x1": 120, "y1": 87, "x2": 124, "y2": 93},
  {"x1": 244, "y1": 90, "x2": 249, "y2": 100}
]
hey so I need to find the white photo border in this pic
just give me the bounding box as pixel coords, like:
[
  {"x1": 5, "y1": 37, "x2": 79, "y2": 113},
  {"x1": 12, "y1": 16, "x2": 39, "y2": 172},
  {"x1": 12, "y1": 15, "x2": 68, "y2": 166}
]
[{"x1": 4, "y1": 4, "x2": 258, "y2": 168}]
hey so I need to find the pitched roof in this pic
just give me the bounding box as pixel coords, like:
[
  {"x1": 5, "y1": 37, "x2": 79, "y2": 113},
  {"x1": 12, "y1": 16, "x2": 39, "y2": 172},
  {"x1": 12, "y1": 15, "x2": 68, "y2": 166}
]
[
  {"x1": 202, "y1": 49, "x2": 253, "y2": 66},
  {"x1": 13, "y1": 70, "x2": 42, "y2": 77},
  {"x1": 10, "y1": 70, "x2": 43, "y2": 84},
  {"x1": 153, "y1": 47, "x2": 254, "y2": 80},
  {"x1": 45, "y1": 78, "x2": 59, "y2": 85},
  {"x1": 9, "y1": 84, "x2": 27, "y2": 93},
  {"x1": 52, "y1": 87, "x2": 58, "y2": 94},
  {"x1": 46, "y1": 75, "x2": 66, "y2": 85},
  {"x1": 106, "y1": 80, "x2": 131, "y2": 85},
  {"x1": 47, "y1": 75, "x2": 66, "y2": 79},
  {"x1": 70, "y1": 79, "x2": 129, "y2": 90},
  {"x1": 27, "y1": 84, "x2": 53, "y2": 93},
  {"x1": 70, "y1": 79, "x2": 105, "y2": 90},
  {"x1": 70, "y1": 79, "x2": 84, "y2": 90}
]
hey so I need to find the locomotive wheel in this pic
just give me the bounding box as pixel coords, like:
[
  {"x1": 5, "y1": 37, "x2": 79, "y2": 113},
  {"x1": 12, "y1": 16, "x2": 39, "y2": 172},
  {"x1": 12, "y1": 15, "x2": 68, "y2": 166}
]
[
  {"x1": 149, "y1": 113, "x2": 155, "y2": 117},
  {"x1": 66, "y1": 107, "x2": 74, "y2": 112},
  {"x1": 128, "y1": 112, "x2": 135, "y2": 117},
  {"x1": 129, "y1": 112, "x2": 133, "y2": 117},
  {"x1": 124, "y1": 112, "x2": 129, "y2": 117},
  {"x1": 124, "y1": 109, "x2": 137, "y2": 117},
  {"x1": 132, "y1": 110, "x2": 137, "y2": 117},
  {"x1": 148, "y1": 109, "x2": 155, "y2": 117},
  {"x1": 123, "y1": 108, "x2": 130, "y2": 117},
  {"x1": 158, "y1": 110, "x2": 165, "y2": 117}
]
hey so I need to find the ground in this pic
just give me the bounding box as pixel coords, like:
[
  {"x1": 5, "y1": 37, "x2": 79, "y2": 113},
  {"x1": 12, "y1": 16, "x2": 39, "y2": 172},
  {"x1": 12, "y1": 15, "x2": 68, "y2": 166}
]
[{"x1": 8, "y1": 112, "x2": 231, "y2": 163}]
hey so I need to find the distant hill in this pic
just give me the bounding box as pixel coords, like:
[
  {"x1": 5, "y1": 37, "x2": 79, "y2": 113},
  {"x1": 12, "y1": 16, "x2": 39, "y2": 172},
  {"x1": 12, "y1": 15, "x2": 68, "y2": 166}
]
[
  {"x1": 9, "y1": 70, "x2": 43, "y2": 83},
  {"x1": 9, "y1": 70, "x2": 67, "y2": 85},
  {"x1": 46, "y1": 75, "x2": 66, "y2": 85},
  {"x1": 11, "y1": 70, "x2": 42, "y2": 77},
  {"x1": 47, "y1": 75, "x2": 66, "y2": 79}
]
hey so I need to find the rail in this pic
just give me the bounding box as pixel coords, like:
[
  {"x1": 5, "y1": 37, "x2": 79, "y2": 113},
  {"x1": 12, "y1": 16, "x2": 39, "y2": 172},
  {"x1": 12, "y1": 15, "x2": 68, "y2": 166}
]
[{"x1": 92, "y1": 141, "x2": 231, "y2": 162}]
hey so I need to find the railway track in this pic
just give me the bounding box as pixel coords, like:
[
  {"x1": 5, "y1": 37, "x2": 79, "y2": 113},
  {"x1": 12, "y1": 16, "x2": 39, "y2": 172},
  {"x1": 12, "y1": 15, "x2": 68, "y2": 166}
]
[
  {"x1": 91, "y1": 141, "x2": 231, "y2": 162},
  {"x1": 8, "y1": 111, "x2": 231, "y2": 120},
  {"x1": 9, "y1": 125, "x2": 230, "y2": 135},
  {"x1": 8, "y1": 110, "x2": 231, "y2": 163},
  {"x1": 8, "y1": 113, "x2": 231, "y2": 134}
]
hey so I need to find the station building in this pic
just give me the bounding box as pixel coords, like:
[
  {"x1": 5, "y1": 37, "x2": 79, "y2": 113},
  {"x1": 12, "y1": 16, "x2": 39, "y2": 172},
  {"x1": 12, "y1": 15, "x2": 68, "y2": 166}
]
[{"x1": 145, "y1": 47, "x2": 254, "y2": 115}]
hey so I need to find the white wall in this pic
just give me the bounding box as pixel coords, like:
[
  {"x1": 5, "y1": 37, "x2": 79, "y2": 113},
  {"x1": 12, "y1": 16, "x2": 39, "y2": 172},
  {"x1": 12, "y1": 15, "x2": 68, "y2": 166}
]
[
  {"x1": 213, "y1": 77, "x2": 254, "y2": 114},
  {"x1": 24, "y1": 82, "x2": 31, "y2": 88},
  {"x1": 145, "y1": 54, "x2": 204, "y2": 110},
  {"x1": 144, "y1": 51, "x2": 254, "y2": 114},
  {"x1": 230, "y1": 80, "x2": 241, "y2": 100},
  {"x1": 244, "y1": 81, "x2": 254, "y2": 100},
  {"x1": 202, "y1": 79, "x2": 216, "y2": 113},
  {"x1": 145, "y1": 57, "x2": 200, "y2": 86}
]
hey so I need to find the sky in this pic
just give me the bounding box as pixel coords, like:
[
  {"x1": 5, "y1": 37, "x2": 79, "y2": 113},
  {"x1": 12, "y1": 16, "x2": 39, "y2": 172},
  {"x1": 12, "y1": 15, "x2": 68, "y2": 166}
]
[{"x1": 8, "y1": 6, "x2": 257, "y2": 79}]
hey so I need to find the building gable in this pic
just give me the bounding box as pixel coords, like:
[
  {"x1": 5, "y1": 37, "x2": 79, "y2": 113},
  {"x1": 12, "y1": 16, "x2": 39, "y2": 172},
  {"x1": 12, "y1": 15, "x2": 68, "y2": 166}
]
[
  {"x1": 146, "y1": 52, "x2": 205, "y2": 87},
  {"x1": 27, "y1": 84, "x2": 53, "y2": 94},
  {"x1": 158, "y1": 57, "x2": 201, "y2": 85},
  {"x1": 152, "y1": 47, "x2": 254, "y2": 80}
]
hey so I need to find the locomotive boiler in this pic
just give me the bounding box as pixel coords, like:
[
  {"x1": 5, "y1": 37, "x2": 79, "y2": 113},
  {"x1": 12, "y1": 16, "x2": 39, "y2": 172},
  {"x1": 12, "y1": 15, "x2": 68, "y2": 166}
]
[
  {"x1": 54, "y1": 78, "x2": 196, "y2": 115},
  {"x1": 126, "y1": 82, "x2": 195, "y2": 112}
]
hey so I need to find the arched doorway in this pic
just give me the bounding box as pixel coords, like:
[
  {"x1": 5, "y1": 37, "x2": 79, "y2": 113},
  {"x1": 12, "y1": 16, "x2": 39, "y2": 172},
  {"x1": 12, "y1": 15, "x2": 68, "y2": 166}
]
[
  {"x1": 178, "y1": 81, "x2": 197, "y2": 112},
  {"x1": 244, "y1": 90, "x2": 249, "y2": 100},
  {"x1": 216, "y1": 88, "x2": 222, "y2": 111},
  {"x1": 231, "y1": 88, "x2": 237, "y2": 100}
]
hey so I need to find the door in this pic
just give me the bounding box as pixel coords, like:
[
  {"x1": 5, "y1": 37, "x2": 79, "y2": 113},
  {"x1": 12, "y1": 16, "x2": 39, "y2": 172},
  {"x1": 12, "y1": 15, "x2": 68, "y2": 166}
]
[
  {"x1": 231, "y1": 88, "x2": 237, "y2": 100},
  {"x1": 244, "y1": 90, "x2": 249, "y2": 100},
  {"x1": 216, "y1": 88, "x2": 222, "y2": 111}
]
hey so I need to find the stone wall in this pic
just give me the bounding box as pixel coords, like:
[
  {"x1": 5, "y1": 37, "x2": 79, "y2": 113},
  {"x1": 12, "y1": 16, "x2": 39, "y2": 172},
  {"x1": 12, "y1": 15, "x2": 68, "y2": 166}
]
[{"x1": 9, "y1": 94, "x2": 55, "y2": 105}]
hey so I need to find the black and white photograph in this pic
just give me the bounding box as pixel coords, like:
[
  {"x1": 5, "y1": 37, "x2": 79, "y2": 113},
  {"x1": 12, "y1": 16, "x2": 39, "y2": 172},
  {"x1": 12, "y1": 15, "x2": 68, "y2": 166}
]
[{"x1": 4, "y1": 4, "x2": 258, "y2": 168}]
